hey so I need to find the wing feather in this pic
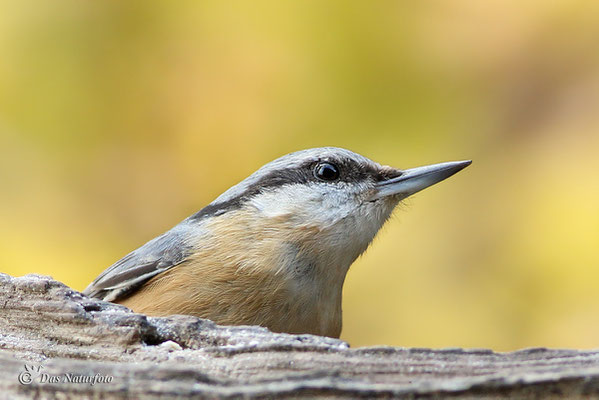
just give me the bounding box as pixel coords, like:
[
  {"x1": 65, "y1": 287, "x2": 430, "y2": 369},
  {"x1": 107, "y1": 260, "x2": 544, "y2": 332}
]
[{"x1": 83, "y1": 223, "x2": 195, "y2": 302}]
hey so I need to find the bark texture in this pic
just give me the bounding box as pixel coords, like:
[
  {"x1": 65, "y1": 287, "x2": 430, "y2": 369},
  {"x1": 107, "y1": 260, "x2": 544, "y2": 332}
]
[{"x1": 1, "y1": 273, "x2": 598, "y2": 399}]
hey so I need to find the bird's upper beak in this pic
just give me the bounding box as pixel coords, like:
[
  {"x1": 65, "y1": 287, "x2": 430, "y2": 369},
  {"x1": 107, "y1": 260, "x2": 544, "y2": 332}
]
[{"x1": 371, "y1": 160, "x2": 472, "y2": 201}]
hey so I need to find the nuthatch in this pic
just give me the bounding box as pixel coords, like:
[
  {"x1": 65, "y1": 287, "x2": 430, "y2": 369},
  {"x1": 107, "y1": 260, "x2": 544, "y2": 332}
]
[{"x1": 84, "y1": 147, "x2": 470, "y2": 338}]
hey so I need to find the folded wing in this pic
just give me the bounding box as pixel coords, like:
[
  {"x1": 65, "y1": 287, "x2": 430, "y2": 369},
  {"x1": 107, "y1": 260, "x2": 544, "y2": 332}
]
[{"x1": 83, "y1": 223, "x2": 195, "y2": 302}]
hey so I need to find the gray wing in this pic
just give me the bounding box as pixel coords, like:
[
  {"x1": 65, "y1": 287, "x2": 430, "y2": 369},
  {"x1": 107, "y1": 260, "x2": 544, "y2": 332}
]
[{"x1": 83, "y1": 222, "x2": 196, "y2": 302}]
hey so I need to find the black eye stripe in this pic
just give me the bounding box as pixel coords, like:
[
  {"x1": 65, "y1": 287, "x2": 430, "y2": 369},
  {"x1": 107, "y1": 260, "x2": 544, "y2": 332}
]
[{"x1": 190, "y1": 156, "x2": 382, "y2": 221}]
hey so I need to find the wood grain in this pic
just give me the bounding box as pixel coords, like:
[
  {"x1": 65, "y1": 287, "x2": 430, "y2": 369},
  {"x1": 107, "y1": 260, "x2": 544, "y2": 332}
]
[{"x1": 1, "y1": 273, "x2": 599, "y2": 399}]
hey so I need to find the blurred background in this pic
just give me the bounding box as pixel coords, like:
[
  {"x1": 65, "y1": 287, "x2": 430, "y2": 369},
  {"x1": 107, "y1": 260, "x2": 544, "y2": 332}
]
[{"x1": 1, "y1": 0, "x2": 598, "y2": 351}]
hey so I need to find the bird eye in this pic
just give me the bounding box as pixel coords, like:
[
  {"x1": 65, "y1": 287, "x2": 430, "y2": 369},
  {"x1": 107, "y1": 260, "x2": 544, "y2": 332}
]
[{"x1": 314, "y1": 162, "x2": 339, "y2": 181}]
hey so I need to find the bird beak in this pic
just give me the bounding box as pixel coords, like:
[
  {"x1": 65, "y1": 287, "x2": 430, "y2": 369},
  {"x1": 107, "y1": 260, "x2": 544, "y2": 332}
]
[{"x1": 371, "y1": 160, "x2": 472, "y2": 201}]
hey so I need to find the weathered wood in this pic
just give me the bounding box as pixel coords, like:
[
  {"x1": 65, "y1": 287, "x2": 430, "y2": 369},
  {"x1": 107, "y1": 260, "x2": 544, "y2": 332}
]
[{"x1": 0, "y1": 273, "x2": 598, "y2": 399}]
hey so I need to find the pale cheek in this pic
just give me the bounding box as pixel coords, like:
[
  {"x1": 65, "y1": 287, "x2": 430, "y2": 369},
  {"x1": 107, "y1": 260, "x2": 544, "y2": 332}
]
[
  {"x1": 250, "y1": 186, "x2": 358, "y2": 228},
  {"x1": 249, "y1": 190, "x2": 306, "y2": 218}
]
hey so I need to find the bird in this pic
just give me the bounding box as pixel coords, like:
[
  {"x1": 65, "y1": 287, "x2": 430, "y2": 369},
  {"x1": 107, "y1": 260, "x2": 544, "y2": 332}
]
[{"x1": 84, "y1": 147, "x2": 470, "y2": 338}]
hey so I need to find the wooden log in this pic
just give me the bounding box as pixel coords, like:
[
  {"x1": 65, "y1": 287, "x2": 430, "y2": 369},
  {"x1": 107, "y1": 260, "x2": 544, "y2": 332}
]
[{"x1": 1, "y1": 273, "x2": 598, "y2": 399}]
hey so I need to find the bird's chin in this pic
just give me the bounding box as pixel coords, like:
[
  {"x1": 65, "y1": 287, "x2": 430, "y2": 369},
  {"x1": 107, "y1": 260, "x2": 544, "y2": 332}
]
[
  {"x1": 354, "y1": 197, "x2": 399, "y2": 239},
  {"x1": 364, "y1": 192, "x2": 402, "y2": 209}
]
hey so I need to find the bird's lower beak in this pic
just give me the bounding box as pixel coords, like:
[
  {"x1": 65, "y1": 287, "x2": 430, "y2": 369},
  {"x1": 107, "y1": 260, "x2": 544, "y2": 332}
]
[{"x1": 371, "y1": 160, "x2": 472, "y2": 201}]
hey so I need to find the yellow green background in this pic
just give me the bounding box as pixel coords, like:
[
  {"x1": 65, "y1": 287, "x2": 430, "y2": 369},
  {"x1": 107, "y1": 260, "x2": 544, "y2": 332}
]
[{"x1": 2, "y1": 1, "x2": 598, "y2": 351}]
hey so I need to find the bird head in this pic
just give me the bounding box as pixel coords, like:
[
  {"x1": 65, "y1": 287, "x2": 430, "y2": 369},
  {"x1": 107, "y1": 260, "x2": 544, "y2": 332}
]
[{"x1": 191, "y1": 147, "x2": 470, "y2": 273}]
